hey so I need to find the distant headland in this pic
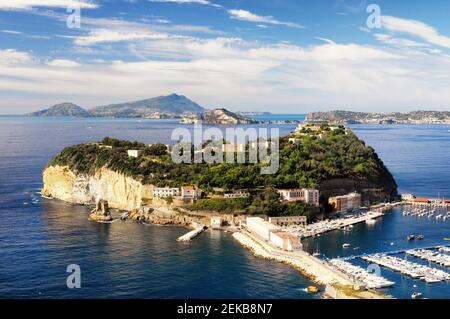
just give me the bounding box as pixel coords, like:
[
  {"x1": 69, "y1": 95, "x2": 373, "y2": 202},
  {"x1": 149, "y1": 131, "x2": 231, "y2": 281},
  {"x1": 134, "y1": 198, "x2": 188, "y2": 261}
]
[
  {"x1": 25, "y1": 94, "x2": 302, "y2": 125},
  {"x1": 306, "y1": 110, "x2": 450, "y2": 125}
]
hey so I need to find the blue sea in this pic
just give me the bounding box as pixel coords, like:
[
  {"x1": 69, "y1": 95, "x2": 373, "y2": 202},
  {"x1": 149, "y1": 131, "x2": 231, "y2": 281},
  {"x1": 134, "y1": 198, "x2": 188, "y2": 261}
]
[{"x1": 0, "y1": 115, "x2": 449, "y2": 299}]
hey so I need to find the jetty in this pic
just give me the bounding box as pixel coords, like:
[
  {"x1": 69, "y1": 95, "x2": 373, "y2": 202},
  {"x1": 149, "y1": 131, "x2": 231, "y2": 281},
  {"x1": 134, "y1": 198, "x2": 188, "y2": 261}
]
[
  {"x1": 406, "y1": 249, "x2": 450, "y2": 267},
  {"x1": 329, "y1": 259, "x2": 395, "y2": 289},
  {"x1": 177, "y1": 223, "x2": 207, "y2": 242},
  {"x1": 292, "y1": 210, "x2": 386, "y2": 239},
  {"x1": 341, "y1": 244, "x2": 450, "y2": 261},
  {"x1": 362, "y1": 254, "x2": 450, "y2": 283},
  {"x1": 233, "y1": 230, "x2": 390, "y2": 299}
]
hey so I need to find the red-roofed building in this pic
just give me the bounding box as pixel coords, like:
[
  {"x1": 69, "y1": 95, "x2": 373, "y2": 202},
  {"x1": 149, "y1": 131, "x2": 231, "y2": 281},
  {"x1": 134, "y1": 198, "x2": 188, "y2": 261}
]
[
  {"x1": 412, "y1": 198, "x2": 431, "y2": 203},
  {"x1": 181, "y1": 186, "x2": 202, "y2": 199}
]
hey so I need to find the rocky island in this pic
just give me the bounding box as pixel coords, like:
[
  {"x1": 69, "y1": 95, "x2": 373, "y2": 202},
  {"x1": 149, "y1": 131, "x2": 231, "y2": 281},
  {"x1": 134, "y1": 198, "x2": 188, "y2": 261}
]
[
  {"x1": 27, "y1": 93, "x2": 205, "y2": 119},
  {"x1": 307, "y1": 110, "x2": 450, "y2": 125},
  {"x1": 180, "y1": 108, "x2": 258, "y2": 125},
  {"x1": 42, "y1": 124, "x2": 397, "y2": 224},
  {"x1": 41, "y1": 124, "x2": 398, "y2": 299}
]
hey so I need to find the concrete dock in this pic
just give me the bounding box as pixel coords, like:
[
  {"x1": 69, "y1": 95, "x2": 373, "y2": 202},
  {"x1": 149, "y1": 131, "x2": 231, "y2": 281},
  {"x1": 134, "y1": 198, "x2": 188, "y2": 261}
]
[
  {"x1": 232, "y1": 230, "x2": 389, "y2": 299},
  {"x1": 177, "y1": 224, "x2": 207, "y2": 242}
]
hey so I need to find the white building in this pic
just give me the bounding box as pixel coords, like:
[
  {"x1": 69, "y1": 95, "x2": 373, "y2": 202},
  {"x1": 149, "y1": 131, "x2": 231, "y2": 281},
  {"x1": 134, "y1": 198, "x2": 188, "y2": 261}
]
[
  {"x1": 303, "y1": 189, "x2": 320, "y2": 207},
  {"x1": 277, "y1": 188, "x2": 320, "y2": 207},
  {"x1": 181, "y1": 186, "x2": 202, "y2": 199},
  {"x1": 249, "y1": 141, "x2": 271, "y2": 149},
  {"x1": 222, "y1": 143, "x2": 246, "y2": 153},
  {"x1": 224, "y1": 190, "x2": 250, "y2": 199},
  {"x1": 210, "y1": 217, "x2": 222, "y2": 229},
  {"x1": 246, "y1": 217, "x2": 280, "y2": 241},
  {"x1": 269, "y1": 231, "x2": 301, "y2": 252},
  {"x1": 153, "y1": 187, "x2": 180, "y2": 199},
  {"x1": 246, "y1": 217, "x2": 301, "y2": 251},
  {"x1": 127, "y1": 150, "x2": 142, "y2": 158},
  {"x1": 401, "y1": 194, "x2": 416, "y2": 201}
]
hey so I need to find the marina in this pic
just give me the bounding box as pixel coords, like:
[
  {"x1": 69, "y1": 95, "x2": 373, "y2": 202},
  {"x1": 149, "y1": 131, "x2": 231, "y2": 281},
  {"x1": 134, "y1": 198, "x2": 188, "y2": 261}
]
[
  {"x1": 329, "y1": 259, "x2": 395, "y2": 289},
  {"x1": 402, "y1": 206, "x2": 450, "y2": 221},
  {"x1": 362, "y1": 254, "x2": 450, "y2": 283},
  {"x1": 286, "y1": 210, "x2": 386, "y2": 239},
  {"x1": 406, "y1": 249, "x2": 450, "y2": 267}
]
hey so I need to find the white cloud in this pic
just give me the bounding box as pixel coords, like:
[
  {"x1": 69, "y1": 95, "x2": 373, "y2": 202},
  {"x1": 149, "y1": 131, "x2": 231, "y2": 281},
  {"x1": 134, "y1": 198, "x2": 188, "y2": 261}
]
[
  {"x1": 3, "y1": 37, "x2": 450, "y2": 113},
  {"x1": 228, "y1": 9, "x2": 303, "y2": 29},
  {"x1": 374, "y1": 34, "x2": 428, "y2": 48},
  {"x1": 0, "y1": 49, "x2": 33, "y2": 64},
  {"x1": 315, "y1": 37, "x2": 336, "y2": 45},
  {"x1": 0, "y1": 0, "x2": 98, "y2": 10},
  {"x1": 148, "y1": 0, "x2": 222, "y2": 8},
  {"x1": 74, "y1": 28, "x2": 170, "y2": 46},
  {"x1": 1, "y1": 30, "x2": 23, "y2": 35},
  {"x1": 149, "y1": 0, "x2": 210, "y2": 4},
  {"x1": 47, "y1": 59, "x2": 81, "y2": 67},
  {"x1": 382, "y1": 15, "x2": 450, "y2": 49}
]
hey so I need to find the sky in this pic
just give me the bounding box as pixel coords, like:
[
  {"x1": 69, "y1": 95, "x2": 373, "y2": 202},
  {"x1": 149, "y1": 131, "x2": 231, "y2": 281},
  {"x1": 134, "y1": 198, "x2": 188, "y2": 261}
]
[{"x1": 1, "y1": 0, "x2": 450, "y2": 114}]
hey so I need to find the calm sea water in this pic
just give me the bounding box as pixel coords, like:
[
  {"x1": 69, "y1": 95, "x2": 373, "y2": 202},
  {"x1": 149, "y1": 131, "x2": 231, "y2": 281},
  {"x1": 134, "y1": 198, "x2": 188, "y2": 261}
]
[{"x1": 0, "y1": 116, "x2": 449, "y2": 299}]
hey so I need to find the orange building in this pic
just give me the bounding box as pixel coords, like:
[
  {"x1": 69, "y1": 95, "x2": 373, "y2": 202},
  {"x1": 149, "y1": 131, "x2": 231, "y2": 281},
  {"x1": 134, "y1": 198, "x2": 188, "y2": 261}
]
[{"x1": 328, "y1": 192, "x2": 362, "y2": 212}]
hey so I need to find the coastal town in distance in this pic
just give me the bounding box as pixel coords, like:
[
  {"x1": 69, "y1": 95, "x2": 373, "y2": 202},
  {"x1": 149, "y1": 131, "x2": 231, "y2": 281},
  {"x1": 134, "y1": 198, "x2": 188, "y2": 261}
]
[{"x1": 1, "y1": 0, "x2": 450, "y2": 309}]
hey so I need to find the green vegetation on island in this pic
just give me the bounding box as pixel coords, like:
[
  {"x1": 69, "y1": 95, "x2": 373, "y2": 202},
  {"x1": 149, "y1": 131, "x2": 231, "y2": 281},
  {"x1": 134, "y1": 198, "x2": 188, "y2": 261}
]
[{"x1": 48, "y1": 125, "x2": 398, "y2": 218}]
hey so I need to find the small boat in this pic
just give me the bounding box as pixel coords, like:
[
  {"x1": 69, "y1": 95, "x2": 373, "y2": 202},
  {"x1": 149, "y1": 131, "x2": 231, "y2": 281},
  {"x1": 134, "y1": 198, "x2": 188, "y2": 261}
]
[
  {"x1": 417, "y1": 235, "x2": 425, "y2": 240},
  {"x1": 407, "y1": 235, "x2": 415, "y2": 241},
  {"x1": 365, "y1": 219, "x2": 376, "y2": 225},
  {"x1": 307, "y1": 286, "x2": 319, "y2": 294},
  {"x1": 411, "y1": 292, "x2": 423, "y2": 299},
  {"x1": 343, "y1": 243, "x2": 351, "y2": 248},
  {"x1": 444, "y1": 238, "x2": 450, "y2": 241}
]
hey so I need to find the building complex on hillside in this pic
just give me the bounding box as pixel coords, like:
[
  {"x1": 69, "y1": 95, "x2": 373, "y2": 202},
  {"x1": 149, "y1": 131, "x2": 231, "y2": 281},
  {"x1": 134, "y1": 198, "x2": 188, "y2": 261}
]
[
  {"x1": 269, "y1": 216, "x2": 307, "y2": 228},
  {"x1": 181, "y1": 186, "x2": 202, "y2": 199},
  {"x1": 127, "y1": 150, "x2": 142, "y2": 158},
  {"x1": 222, "y1": 143, "x2": 246, "y2": 153},
  {"x1": 277, "y1": 189, "x2": 320, "y2": 207},
  {"x1": 328, "y1": 192, "x2": 362, "y2": 212},
  {"x1": 153, "y1": 187, "x2": 181, "y2": 198},
  {"x1": 224, "y1": 190, "x2": 250, "y2": 199}
]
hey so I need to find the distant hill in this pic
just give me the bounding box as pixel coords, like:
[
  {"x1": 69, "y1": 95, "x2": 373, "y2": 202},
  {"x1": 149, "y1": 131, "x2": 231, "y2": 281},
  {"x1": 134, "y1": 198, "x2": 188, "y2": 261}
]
[
  {"x1": 27, "y1": 94, "x2": 205, "y2": 118},
  {"x1": 90, "y1": 94, "x2": 204, "y2": 118},
  {"x1": 181, "y1": 108, "x2": 258, "y2": 125},
  {"x1": 28, "y1": 103, "x2": 91, "y2": 117}
]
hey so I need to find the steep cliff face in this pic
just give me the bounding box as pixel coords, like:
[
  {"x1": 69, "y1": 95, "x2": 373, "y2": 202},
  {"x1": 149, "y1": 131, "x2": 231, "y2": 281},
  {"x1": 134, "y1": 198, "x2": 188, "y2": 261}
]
[
  {"x1": 42, "y1": 165, "x2": 153, "y2": 211},
  {"x1": 319, "y1": 178, "x2": 397, "y2": 205}
]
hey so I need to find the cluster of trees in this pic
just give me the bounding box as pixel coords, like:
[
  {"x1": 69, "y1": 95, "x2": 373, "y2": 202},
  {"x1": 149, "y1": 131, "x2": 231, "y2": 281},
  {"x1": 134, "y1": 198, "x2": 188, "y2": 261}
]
[
  {"x1": 51, "y1": 132, "x2": 394, "y2": 189},
  {"x1": 186, "y1": 188, "x2": 309, "y2": 218},
  {"x1": 50, "y1": 131, "x2": 395, "y2": 217}
]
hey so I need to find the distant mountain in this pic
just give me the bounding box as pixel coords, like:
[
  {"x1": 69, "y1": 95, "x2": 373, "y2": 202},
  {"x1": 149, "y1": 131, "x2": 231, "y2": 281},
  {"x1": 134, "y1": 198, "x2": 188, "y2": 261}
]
[
  {"x1": 89, "y1": 94, "x2": 205, "y2": 118},
  {"x1": 27, "y1": 94, "x2": 205, "y2": 118},
  {"x1": 28, "y1": 103, "x2": 91, "y2": 117},
  {"x1": 181, "y1": 108, "x2": 258, "y2": 125}
]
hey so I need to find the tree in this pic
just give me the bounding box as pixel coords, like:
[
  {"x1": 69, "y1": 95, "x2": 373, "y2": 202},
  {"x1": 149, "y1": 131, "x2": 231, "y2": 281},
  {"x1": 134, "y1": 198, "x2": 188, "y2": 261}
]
[{"x1": 145, "y1": 144, "x2": 168, "y2": 156}]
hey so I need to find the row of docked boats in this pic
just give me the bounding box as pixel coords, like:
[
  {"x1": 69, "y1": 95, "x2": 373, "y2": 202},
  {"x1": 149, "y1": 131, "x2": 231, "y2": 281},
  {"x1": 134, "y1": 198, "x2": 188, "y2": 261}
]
[
  {"x1": 329, "y1": 259, "x2": 395, "y2": 289},
  {"x1": 406, "y1": 249, "x2": 450, "y2": 267},
  {"x1": 362, "y1": 254, "x2": 450, "y2": 283},
  {"x1": 403, "y1": 208, "x2": 450, "y2": 221}
]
